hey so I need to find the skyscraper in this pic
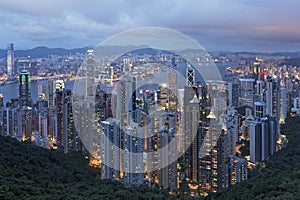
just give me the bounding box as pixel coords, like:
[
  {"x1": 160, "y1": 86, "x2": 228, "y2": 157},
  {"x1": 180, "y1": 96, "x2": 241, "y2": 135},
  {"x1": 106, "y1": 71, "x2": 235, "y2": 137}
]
[
  {"x1": 19, "y1": 69, "x2": 31, "y2": 107},
  {"x1": 116, "y1": 76, "x2": 137, "y2": 128},
  {"x1": 100, "y1": 118, "x2": 121, "y2": 180},
  {"x1": 266, "y1": 78, "x2": 280, "y2": 119},
  {"x1": 254, "y1": 102, "x2": 266, "y2": 119},
  {"x1": 7, "y1": 43, "x2": 14, "y2": 77},
  {"x1": 122, "y1": 122, "x2": 144, "y2": 185},
  {"x1": 239, "y1": 78, "x2": 255, "y2": 108},
  {"x1": 228, "y1": 81, "x2": 239, "y2": 108},
  {"x1": 168, "y1": 70, "x2": 177, "y2": 112},
  {"x1": 250, "y1": 116, "x2": 276, "y2": 163},
  {"x1": 279, "y1": 83, "x2": 287, "y2": 124},
  {"x1": 226, "y1": 156, "x2": 248, "y2": 186},
  {"x1": 86, "y1": 50, "x2": 95, "y2": 97},
  {"x1": 157, "y1": 126, "x2": 178, "y2": 192},
  {"x1": 186, "y1": 63, "x2": 195, "y2": 87}
]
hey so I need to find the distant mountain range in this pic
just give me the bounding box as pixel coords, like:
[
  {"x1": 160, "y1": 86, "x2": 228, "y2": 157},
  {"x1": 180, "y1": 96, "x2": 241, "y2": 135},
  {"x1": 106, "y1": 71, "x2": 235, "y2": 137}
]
[
  {"x1": 0, "y1": 46, "x2": 91, "y2": 58},
  {"x1": 0, "y1": 46, "x2": 300, "y2": 59}
]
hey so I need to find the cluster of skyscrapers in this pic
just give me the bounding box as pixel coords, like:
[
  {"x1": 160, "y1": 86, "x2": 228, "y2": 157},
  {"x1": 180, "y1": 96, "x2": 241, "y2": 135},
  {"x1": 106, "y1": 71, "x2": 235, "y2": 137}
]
[
  {"x1": 0, "y1": 67, "x2": 82, "y2": 153},
  {"x1": 0, "y1": 48, "x2": 295, "y2": 196}
]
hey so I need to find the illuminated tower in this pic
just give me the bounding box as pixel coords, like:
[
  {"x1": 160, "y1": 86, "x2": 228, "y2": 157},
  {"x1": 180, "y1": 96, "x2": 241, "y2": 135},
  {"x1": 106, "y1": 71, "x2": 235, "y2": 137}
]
[
  {"x1": 186, "y1": 63, "x2": 195, "y2": 87},
  {"x1": 226, "y1": 156, "x2": 248, "y2": 186},
  {"x1": 157, "y1": 126, "x2": 178, "y2": 192},
  {"x1": 279, "y1": 83, "x2": 287, "y2": 124},
  {"x1": 228, "y1": 81, "x2": 239, "y2": 108},
  {"x1": 122, "y1": 122, "x2": 144, "y2": 185},
  {"x1": 198, "y1": 81, "x2": 227, "y2": 194},
  {"x1": 19, "y1": 69, "x2": 31, "y2": 107},
  {"x1": 239, "y1": 78, "x2": 255, "y2": 108},
  {"x1": 86, "y1": 50, "x2": 95, "y2": 97},
  {"x1": 266, "y1": 78, "x2": 280, "y2": 119},
  {"x1": 254, "y1": 80, "x2": 264, "y2": 102},
  {"x1": 168, "y1": 70, "x2": 177, "y2": 112},
  {"x1": 116, "y1": 76, "x2": 137, "y2": 128},
  {"x1": 7, "y1": 43, "x2": 14, "y2": 77},
  {"x1": 100, "y1": 118, "x2": 121, "y2": 180},
  {"x1": 55, "y1": 80, "x2": 66, "y2": 150},
  {"x1": 184, "y1": 94, "x2": 200, "y2": 183}
]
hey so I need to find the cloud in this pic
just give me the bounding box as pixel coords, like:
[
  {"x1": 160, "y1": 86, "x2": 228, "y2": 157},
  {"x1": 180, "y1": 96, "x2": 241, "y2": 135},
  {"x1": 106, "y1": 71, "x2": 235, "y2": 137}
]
[{"x1": 0, "y1": 0, "x2": 299, "y2": 51}]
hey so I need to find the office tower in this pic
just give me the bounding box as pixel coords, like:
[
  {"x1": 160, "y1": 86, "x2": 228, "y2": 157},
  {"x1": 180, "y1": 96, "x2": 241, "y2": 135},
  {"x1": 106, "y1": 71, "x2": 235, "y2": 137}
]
[
  {"x1": 86, "y1": 50, "x2": 95, "y2": 97},
  {"x1": 279, "y1": 84, "x2": 287, "y2": 124},
  {"x1": 19, "y1": 69, "x2": 31, "y2": 107},
  {"x1": 254, "y1": 102, "x2": 266, "y2": 119},
  {"x1": 73, "y1": 97, "x2": 100, "y2": 159},
  {"x1": 38, "y1": 111, "x2": 48, "y2": 138},
  {"x1": 256, "y1": 80, "x2": 263, "y2": 95},
  {"x1": 98, "y1": 86, "x2": 113, "y2": 120},
  {"x1": 37, "y1": 93, "x2": 47, "y2": 111},
  {"x1": 168, "y1": 70, "x2": 177, "y2": 112},
  {"x1": 157, "y1": 126, "x2": 177, "y2": 192},
  {"x1": 0, "y1": 93, "x2": 3, "y2": 108},
  {"x1": 47, "y1": 107, "x2": 57, "y2": 142},
  {"x1": 144, "y1": 110, "x2": 166, "y2": 185},
  {"x1": 254, "y1": 80, "x2": 264, "y2": 102},
  {"x1": 250, "y1": 117, "x2": 275, "y2": 163},
  {"x1": 198, "y1": 81, "x2": 227, "y2": 194},
  {"x1": 17, "y1": 107, "x2": 34, "y2": 141},
  {"x1": 186, "y1": 63, "x2": 195, "y2": 87},
  {"x1": 1, "y1": 107, "x2": 18, "y2": 136},
  {"x1": 116, "y1": 76, "x2": 137, "y2": 128},
  {"x1": 268, "y1": 117, "x2": 277, "y2": 155},
  {"x1": 176, "y1": 89, "x2": 185, "y2": 154},
  {"x1": 47, "y1": 80, "x2": 55, "y2": 107},
  {"x1": 95, "y1": 85, "x2": 111, "y2": 121},
  {"x1": 184, "y1": 93, "x2": 201, "y2": 184},
  {"x1": 228, "y1": 81, "x2": 239, "y2": 108},
  {"x1": 239, "y1": 78, "x2": 255, "y2": 108},
  {"x1": 100, "y1": 118, "x2": 121, "y2": 180},
  {"x1": 266, "y1": 78, "x2": 280, "y2": 119},
  {"x1": 250, "y1": 120, "x2": 262, "y2": 162},
  {"x1": 224, "y1": 108, "x2": 239, "y2": 155},
  {"x1": 54, "y1": 80, "x2": 77, "y2": 153},
  {"x1": 158, "y1": 83, "x2": 168, "y2": 109},
  {"x1": 63, "y1": 95, "x2": 80, "y2": 153},
  {"x1": 122, "y1": 122, "x2": 144, "y2": 185},
  {"x1": 226, "y1": 156, "x2": 248, "y2": 186},
  {"x1": 7, "y1": 43, "x2": 14, "y2": 76},
  {"x1": 55, "y1": 81, "x2": 66, "y2": 150}
]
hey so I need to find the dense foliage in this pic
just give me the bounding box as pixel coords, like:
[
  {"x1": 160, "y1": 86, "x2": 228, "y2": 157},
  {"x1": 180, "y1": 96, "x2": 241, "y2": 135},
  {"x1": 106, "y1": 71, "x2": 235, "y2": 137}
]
[
  {"x1": 0, "y1": 137, "x2": 176, "y2": 200},
  {"x1": 207, "y1": 116, "x2": 300, "y2": 200}
]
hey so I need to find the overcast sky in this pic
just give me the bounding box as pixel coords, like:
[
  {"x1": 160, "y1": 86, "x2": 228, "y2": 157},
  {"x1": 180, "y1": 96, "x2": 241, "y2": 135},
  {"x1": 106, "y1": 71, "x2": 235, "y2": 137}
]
[{"x1": 1, "y1": 0, "x2": 300, "y2": 52}]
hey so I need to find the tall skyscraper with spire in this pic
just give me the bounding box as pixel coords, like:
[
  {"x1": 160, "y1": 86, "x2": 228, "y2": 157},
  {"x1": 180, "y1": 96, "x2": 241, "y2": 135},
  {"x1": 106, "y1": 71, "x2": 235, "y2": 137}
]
[{"x1": 19, "y1": 69, "x2": 31, "y2": 107}]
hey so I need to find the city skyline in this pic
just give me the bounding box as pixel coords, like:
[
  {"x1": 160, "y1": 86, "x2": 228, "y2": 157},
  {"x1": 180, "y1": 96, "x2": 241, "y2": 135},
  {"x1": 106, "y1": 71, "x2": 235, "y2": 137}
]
[
  {"x1": 0, "y1": 0, "x2": 300, "y2": 52},
  {"x1": 0, "y1": 2, "x2": 299, "y2": 198}
]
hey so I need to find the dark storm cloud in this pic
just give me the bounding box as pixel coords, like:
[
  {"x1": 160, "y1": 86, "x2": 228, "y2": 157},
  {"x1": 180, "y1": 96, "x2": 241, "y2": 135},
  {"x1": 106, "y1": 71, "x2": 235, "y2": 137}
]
[{"x1": 0, "y1": 0, "x2": 300, "y2": 51}]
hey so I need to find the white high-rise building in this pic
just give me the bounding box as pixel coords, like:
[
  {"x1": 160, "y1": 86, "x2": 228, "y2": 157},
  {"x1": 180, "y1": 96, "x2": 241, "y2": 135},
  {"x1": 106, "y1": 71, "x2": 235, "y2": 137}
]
[
  {"x1": 116, "y1": 76, "x2": 136, "y2": 128},
  {"x1": 7, "y1": 43, "x2": 14, "y2": 77},
  {"x1": 266, "y1": 78, "x2": 280, "y2": 119},
  {"x1": 279, "y1": 84, "x2": 287, "y2": 124},
  {"x1": 122, "y1": 122, "x2": 144, "y2": 185},
  {"x1": 100, "y1": 118, "x2": 121, "y2": 180}
]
